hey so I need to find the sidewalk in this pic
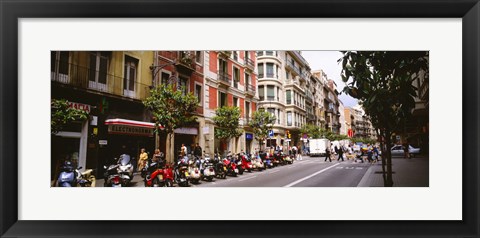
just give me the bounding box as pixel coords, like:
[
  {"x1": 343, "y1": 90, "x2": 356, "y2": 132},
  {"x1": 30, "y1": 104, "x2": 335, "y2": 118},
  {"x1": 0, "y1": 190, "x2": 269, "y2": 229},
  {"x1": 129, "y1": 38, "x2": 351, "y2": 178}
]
[{"x1": 357, "y1": 156, "x2": 429, "y2": 187}]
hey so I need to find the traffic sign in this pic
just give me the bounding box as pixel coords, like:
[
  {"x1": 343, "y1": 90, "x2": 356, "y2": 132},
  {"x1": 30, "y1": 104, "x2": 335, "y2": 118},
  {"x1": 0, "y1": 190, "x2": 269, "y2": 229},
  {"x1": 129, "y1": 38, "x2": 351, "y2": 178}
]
[{"x1": 268, "y1": 130, "x2": 274, "y2": 137}]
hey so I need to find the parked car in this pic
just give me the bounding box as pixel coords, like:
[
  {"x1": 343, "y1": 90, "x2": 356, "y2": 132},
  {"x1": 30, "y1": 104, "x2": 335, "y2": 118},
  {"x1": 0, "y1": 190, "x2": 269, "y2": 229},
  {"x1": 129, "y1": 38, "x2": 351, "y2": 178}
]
[{"x1": 391, "y1": 145, "x2": 420, "y2": 157}]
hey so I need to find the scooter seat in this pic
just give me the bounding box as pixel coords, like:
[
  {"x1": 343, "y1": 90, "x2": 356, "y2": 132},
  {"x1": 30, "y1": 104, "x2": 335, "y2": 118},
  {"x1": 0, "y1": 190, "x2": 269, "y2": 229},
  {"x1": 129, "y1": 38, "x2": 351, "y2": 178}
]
[{"x1": 81, "y1": 169, "x2": 93, "y2": 176}]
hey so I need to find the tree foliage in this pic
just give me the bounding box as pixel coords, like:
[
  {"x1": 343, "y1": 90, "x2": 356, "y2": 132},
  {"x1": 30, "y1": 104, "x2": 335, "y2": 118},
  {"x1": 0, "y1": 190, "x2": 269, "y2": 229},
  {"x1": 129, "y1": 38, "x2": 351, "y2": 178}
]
[
  {"x1": 213, "y1": 106, "x2": 243, "y2": 140},
  {"x1": 248, "y1": 109, "x2": 276, "y2": 151},
  {"x1": 143, "y1": 84, "x2": 198, "y2": 135},
  {"x1": 339, "y1": 51, "x2": 428, "y2": 186},
  {"x1": 51, "y1": 99, "x2": 89, "y2": 134},
  {"x1": 300, "y1": 124, "x2": 351, "y2": 141}
]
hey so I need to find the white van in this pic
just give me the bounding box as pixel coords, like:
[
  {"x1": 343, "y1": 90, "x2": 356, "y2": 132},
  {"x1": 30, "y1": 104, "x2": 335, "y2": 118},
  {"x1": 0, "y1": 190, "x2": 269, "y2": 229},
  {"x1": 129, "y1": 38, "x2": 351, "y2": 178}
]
[{"x1": 308, "y1": 138, "x2": 331, "y2": 156}]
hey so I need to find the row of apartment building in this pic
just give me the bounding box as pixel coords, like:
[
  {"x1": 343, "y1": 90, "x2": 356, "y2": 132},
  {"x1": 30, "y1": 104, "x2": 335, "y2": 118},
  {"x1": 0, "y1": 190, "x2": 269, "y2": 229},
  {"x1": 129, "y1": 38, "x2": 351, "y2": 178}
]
[{"x1": 52, "y1": 50, "x2": 429, "y2": 178}]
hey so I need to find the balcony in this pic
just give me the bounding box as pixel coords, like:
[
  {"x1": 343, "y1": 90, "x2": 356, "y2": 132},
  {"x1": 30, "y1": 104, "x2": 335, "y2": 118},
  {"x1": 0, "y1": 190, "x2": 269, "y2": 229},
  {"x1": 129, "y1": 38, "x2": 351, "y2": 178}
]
[
  {"x1": 218, "y1": 51, "x2": 232, "y2": 59},
  {"x1": 51, "y1": 62, "x2": 151, "y2": 101},
  {"x1": 285, "y1": 60, "x2": 301, "y2": 76},
  {"x1": 217, "y1": 70, "x2": 231, "y2": 87},
  {"x1": 175, "y1": 51, "x2": 196, "y2": 75},
  {"x1": 245, "y1": 84, "x2": 256, "y2": 97},
  {"x1": 245, "y1": 58, "x2": 255, "y2": 71}
]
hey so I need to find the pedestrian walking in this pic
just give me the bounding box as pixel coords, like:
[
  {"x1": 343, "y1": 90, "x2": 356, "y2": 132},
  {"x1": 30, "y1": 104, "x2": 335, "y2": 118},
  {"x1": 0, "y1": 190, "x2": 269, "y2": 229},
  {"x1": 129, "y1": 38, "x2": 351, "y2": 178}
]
[
  {"x1": 324, "y1": 147, "x2": 332, "y2": 162},
  {"x1": 373, "y1": 146, "x2": 379, "y2": 162},
  {"x1": 137, "y1": 148, "x2": 148, "y2": 172},
  {"x1": 403, "y1": 143, "x2": 411, "y2": 159},
  {"x1": 338, "y1": 146, "x2": 345, "y2": 162},
  {"x1": 367, "y1": 148, "x2": 374, "y2": 163},
  {"x1": 292, "y1": 145, "x2": 298, "y2": 160}
]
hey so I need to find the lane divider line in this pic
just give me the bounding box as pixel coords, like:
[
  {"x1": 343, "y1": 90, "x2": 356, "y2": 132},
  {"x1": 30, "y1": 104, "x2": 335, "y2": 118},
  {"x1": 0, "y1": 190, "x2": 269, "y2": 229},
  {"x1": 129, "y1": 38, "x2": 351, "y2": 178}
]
[
  {"x1": 283, "y1": 163, "x2": 340, "y2": 187},
  {"x1": 239, "y1": 176, "x2": 257, "y2": 182}
]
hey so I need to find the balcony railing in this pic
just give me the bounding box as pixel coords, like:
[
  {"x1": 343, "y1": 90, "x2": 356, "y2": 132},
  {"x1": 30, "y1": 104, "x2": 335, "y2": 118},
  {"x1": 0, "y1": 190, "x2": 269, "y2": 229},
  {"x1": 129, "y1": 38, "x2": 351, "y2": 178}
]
[
  {"x1": 217, "y1": 70, "x2": 231, "y2": 84},
  {"x1": 286, "y1": 60, "x2": 301, "y2": 76},
  {"x1": 245, "y1": 84, "x2": 256, "y2": 96},
  {"x1": 51, "y1": 62, "x2": 151, "y2": 100},
  {"x1": 245, "y1": 58, "x2": 255, "y2": 70}
]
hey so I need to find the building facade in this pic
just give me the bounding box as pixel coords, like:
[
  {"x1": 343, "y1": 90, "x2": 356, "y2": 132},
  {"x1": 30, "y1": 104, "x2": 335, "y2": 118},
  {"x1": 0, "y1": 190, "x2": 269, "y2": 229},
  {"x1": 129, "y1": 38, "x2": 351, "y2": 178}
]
[
  {"x1": 51, "y1": 51, "x2": 155, "y2": 178},
  {"x1": 203, "y1": 51, "x2": 259, "y2": 155}
]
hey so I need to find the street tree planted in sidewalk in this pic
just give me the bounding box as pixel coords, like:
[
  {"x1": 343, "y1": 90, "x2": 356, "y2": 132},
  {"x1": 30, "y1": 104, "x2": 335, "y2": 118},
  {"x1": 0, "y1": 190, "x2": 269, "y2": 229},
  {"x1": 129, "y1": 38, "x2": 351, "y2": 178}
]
[
  {"x1": 143, "y1": 84, "x2": 198, "y2": 163},
  {"x1": 51, "y1": 99, "x2": 89, "y2": 135},
  {"x1": 212, "y1": 106, "x2": 243, "y2": 154},
  {"x1": 248, "y1": 109, "x2": 276, "y2": 152},
  {"x1": 339, "y1": 51, "x2": 428, "y2": 187}
]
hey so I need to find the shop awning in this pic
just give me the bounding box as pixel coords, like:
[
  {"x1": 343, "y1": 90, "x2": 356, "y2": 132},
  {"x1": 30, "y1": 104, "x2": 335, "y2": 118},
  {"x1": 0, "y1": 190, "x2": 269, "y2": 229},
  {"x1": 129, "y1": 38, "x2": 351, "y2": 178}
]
[{"x1": 105, "y1": 118, "x2": 164, "y2": 129}]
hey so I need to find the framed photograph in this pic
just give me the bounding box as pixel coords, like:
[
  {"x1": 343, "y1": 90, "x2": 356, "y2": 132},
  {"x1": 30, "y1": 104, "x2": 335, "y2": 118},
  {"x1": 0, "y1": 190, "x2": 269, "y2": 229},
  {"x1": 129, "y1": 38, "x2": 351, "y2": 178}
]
[{"x1": 1, "y1": 0, "x2": 478, "y2": 237}]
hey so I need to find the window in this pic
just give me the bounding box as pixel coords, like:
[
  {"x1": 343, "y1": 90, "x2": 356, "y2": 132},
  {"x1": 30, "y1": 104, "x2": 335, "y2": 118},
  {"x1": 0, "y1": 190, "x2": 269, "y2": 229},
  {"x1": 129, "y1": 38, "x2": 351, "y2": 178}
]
[
  {"x1": 245, "y1": 101, "x2": 250, "y2": 118},
  {"x1": 218, "y1": 59, "x2": 228, "y2": 81},
  {"x1": 257, "y1": 51, "x2": 264, "y2": 56},
  {"x1": 277, "y1": 87, "x2": 280, "y2": 101},
  {"x1": 245, "y1": 73, "x2": 251, "y2": 91},
  {"x1": 266, "y1": 63, "x2": 274, "y2": 78},
  {"x1": 195, "y1": 84, "x2": 202, "y2": 104},
  {"x1": 244, "y1": 51, "x2": 249, "y2": 60},
  {"x1": 277, "y1": 109, "x2": 281, "y2": 124},
  {"x1": 88, "y1": 52, "x2": 109, "y2": 91},
  {"x1": 233, "y1": 51, "x2": 238, "y2": 61},
  {"x1": 195, "y1": 51, "x2": 203, "y2": 64},
  {"x1": 286, "y1": 90, "x2": 291, "y2": 104},
  {"x1": 219, "y1": 92, "x2": 227, "y2": 107},
  {"x1": 233, "y1": 67, "x2": 240, "y2": 88},
  {"x1": 123, "y1": 56, "x2": 138, "y2": 97},
  {"x1": 276, "y1": 65, "x2": 279, "y2": 79},
  {"x1": 233, "y1": 97, "x2": 239, "y2": 107},
  {"x1": 267, "y1": 108, "x2": 275, "y2": 117},
  {"x1": 258, "y1": 85, "x2": 264, "y2": 101},
  {"x1": 51, "y1": 51, "x2": 70, "y2": 83},
  {"x1": 266, "y1": 51, "x2": 274, "y2": 56},
  {"x1": 160, "y1": 72, "x2": 170, "y2": 86},
  {"x1": 258, "y1": 64, "x2": 264, "y2": 78},
  {"x1": 267, "y1": 85, "x2": 275, "y2": 101},
  {"x1": 178, "y1": 76, "x2": 188, "y2": 95},
  {"x1": 287, "y1": 112, "x2": 292, "y2": 126}
]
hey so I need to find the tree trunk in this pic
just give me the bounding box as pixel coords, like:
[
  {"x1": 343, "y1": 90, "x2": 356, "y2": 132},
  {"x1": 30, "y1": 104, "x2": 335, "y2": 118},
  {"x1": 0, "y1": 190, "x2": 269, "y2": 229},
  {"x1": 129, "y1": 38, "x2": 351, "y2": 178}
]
[
  {"x1": 378, "y1": 131, "x2": 387, "y2": 186},
  {"x1": 384, "y1": 133, "x2": 394, "y2": 187},
  {"x1": 166, "y1": 133, "x2": 173, "y2": 164}
]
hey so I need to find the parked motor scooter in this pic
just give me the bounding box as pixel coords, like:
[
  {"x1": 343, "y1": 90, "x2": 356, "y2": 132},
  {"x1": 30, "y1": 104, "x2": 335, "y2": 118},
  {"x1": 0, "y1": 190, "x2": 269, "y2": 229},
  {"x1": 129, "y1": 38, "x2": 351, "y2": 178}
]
[
  {"x1": 223, "y1": 156, "x2": 238, "y2": 177},
  {"x1": 213, "y1": 153, "x2": 227, "y2": 179},
  {"x1": 188, "y1": 156, "x2": 202, "y2": 184},
  {"x1": 143, "y1": 158, "x2": 166, "y2": 187},
  {"x1": 240, "y1": 153, "x2": 253, "y2": 172},
  {"x1": 234, "y1": 154, "x2": 245, "y2": 175},
  {"x1": 117, "y1": 154, "x2": 134, "y2": 186},
  {"x1": 251, "y1": 153, "x2": 265, "y2": 171},
  {"x1": 174, "y1": 157, "x2": 189, "y2": 187},
  {"x1": 201, "y1": 152, "x2": 216, "y2": 181},
  {"x1": 77, "y1": 168, "x2": 96, "y2": 187},
  {"x1": 57, "y1": 161, "x2": 79, "y2": 187},
  {"x1": 260, "y1": 151, "x2": 273, "y2": 169},
  {"x1": 103, "y1": 159, "x2": 121, "y2": 187}
]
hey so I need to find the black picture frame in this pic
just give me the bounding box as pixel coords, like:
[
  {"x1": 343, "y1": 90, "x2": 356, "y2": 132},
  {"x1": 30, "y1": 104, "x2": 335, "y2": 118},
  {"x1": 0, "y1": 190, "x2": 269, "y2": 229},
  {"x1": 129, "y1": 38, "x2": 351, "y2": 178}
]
[{"x1": 1, "y1": 0, "x2": 478, "y2": 237}]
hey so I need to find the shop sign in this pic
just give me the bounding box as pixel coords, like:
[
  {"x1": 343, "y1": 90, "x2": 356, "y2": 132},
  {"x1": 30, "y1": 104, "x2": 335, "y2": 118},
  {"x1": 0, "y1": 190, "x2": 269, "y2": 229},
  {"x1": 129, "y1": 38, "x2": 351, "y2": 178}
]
[
  {"x1": 174, "y1": 127, "x2": 198, "y2": 135},
  {"x1": 99, "y1": 140, "x2": 108, "y2": 145},
  {"x1": 108, "y1": 124, "x2": 154, "y2": 136},
  {"x1": 68, "y1": 101, "x2": 91, "y2": 113},
  {"x1": 245, "y1": 133, "x2": 253, "y2": 140}
]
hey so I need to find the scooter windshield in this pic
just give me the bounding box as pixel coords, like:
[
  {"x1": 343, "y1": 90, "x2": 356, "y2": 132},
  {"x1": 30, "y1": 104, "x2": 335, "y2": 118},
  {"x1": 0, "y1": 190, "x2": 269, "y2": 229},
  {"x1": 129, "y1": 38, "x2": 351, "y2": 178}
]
[{"x1": 118, "y1": 154, "x2": 131, "y2": 166}]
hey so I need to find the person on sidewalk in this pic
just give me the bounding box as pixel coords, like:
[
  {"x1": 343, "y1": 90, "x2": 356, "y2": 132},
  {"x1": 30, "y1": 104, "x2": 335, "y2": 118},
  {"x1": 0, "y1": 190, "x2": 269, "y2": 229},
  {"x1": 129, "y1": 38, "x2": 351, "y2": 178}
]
[
  {"x1": 292, "y1": 145, "x2": 298, "y2": 160},
  {"x1": 403, "y1": 143, "x2": 411, "y2": 159},
  {"x1": 137, "y1": 148, "x2": 148, "y2": 172},
  {"x1": 324, "y1": 147, "x2": 332, "y2": 162},
  {"x1": 338, "y1": 146, "x2": 345, "y2": 162}
]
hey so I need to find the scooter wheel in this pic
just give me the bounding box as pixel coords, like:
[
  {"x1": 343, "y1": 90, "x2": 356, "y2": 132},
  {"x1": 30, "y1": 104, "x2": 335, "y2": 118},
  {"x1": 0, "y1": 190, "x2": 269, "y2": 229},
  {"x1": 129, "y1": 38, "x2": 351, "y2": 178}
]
[{"x1": 206, "y1": 177, "x2": 213, "y2": 182}]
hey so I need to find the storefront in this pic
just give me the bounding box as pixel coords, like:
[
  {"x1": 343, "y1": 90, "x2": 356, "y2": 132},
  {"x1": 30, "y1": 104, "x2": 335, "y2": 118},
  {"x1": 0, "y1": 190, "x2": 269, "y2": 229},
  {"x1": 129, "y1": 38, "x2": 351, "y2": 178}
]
[
  {"x1": 173, "y1": 127, "x2": 199, "y2": 156},
  {"x1": 245, "y1": 133, "x2": 253, "y2": 154}
]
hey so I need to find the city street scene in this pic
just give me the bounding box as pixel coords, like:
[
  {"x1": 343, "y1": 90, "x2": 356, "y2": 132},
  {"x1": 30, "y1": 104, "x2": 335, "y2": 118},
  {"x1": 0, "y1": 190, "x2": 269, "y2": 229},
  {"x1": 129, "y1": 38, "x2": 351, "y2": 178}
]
[{"x1": 51, "y1": 51, "x2": 429, "y2": 188}]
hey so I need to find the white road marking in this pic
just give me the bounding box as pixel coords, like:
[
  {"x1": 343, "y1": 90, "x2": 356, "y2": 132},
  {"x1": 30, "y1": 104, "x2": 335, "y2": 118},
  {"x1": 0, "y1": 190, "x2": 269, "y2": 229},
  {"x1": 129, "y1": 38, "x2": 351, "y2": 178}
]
[
  {"x1": 269, "y1": 170, "x2": 280, "y2": 174},
  {"x1": 239, "y1": 176, "x2": 257, "y2": 182},
  {"x1": 356, "y1": 167, "x2": 363, "y2": 169},
  {"x1": 283, "y1": 163, "x2": 340, "y2": 187}
]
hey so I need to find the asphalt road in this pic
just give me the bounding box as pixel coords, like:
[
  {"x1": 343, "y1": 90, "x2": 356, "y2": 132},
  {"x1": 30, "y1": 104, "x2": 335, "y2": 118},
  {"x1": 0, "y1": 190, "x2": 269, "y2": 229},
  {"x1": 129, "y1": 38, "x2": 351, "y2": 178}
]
[
  {"x1": 95, "y1": 155, "x2": 373, "y2": 187},
  {"x1": 190, "y1": 155, "x2": 372, "y2": 187}
]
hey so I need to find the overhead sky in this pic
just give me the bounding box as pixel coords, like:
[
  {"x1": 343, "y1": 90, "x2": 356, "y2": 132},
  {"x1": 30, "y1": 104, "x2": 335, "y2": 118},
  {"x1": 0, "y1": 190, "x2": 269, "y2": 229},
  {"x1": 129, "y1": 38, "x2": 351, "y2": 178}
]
[{"x1": 301, "y1": 51, "x2": 358, "y2": 108}]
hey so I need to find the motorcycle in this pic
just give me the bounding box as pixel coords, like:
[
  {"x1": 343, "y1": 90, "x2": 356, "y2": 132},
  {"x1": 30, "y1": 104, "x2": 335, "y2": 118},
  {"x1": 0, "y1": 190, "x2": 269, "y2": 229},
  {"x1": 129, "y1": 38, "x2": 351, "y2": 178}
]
[
  {"x1": 213, "y1": 153, "x2": 227, "y2": 179},
  {"x1": 283, "y1": 153, "x2": 294, "y2": 164},
  {"x1": 251, "y1": 154, "x2": 265, "y2": 171},
  {"x1": 234, "y1": 154, "x2": 245, "y2": 175},
  {"x1": 201, "y1": 153, "x2": 216, "y2": 181},
  {"x1": 77, "y1": 168, "x2": 96, "y2": 187},
  {"x1": 142, "y1": 159, "x2": 173, "y2": 187},
  {"x1": 117, "y1": 154, "x2": 134, "y2": 186},
  {"x1": 103, "y1": 160, "x2": 121, "y2": 187},
  {"x1": 57, "y1": 161, "x2": 79, "y2": 187},
  {"x1": 188, "y1": 156, "x2": 202, "y2": 184},
  {"x1": 174, "y1": 157, "x2": 189, "y2": 187},
  {"x1": 260, "y1": 152, "x2": 274, "y2": 169},
  {"x1": 223, "y1": 157, "x2": 238, "y2": 177},
  {"x1": 241, "y1": 153, "x2": 253, "y2": 172}
]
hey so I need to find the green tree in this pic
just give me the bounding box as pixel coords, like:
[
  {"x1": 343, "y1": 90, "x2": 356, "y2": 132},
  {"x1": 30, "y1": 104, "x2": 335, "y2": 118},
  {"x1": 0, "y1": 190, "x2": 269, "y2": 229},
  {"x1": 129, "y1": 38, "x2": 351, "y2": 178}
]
[
  {"x1": 248, "y1": 109, "x2": 276, "y2": 152},
  {"x1": 143, "y1": 84, "x2": 198, "y2": 163},
  {"x1": 51, "y1": 99, "x2": 89, "y2": 134},
  {"x1": 212, "y1": 106, "x2": 243, "y2": 154},
  {"x1": 339, "y1": 51, "x2": 428, "y2": 186}
]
